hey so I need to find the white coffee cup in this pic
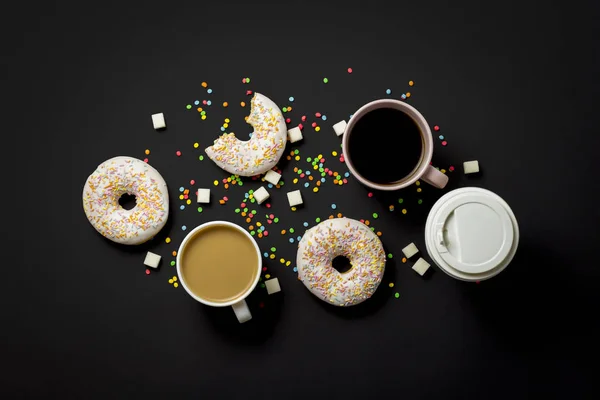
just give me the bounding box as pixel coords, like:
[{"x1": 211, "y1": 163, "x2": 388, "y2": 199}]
[{"x1": 176, "y1": 221, "x2": 262, "y2": 323}]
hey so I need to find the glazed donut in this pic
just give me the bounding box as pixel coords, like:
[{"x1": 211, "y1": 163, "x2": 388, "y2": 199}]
[
  {"x1": 205, "y1": 93, "x2": 287, "y2": 176},
  {"x1": 82, "y1": 156, "x2": 169, "y2": 245},
  {"x1": 296, "y1": 218, "x2": 386, "y2": 306}
]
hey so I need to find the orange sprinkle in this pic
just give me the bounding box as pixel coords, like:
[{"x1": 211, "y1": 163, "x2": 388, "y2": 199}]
[
  {"x1": 184, "y1": 189, "x2": 189, "y2": 195},
  {"x1": 258, "y1": 233, "x2": 263, "y2": 238},
  {"x1": 287, "y1": 106, "x2": 292, "y2": 111},
  {"x1": 287, "y1": 156, "x2": 292, "y2": 160},
  {"x1": 249, "y1": 225, "x2": 254, "y2": 231},
  {"x1": 402, "y1": 257, "x2": 407, "y2": 263},
  {"x1": 365, "y1": 220, "x2": 370, "y2": 226},
  {"x1": 246, "y1": 218, "x2": 252, "y2": 223},
  {"x1": 308, "y1": 176, "x2": 314, "y2": 181},
  {"x1": 224, "y1": 184, "x2": 229, "y2": 189},
  {"x1": 241, "y1": 212, "x2": 247, "y2": 217},
  {"x1": 223, "y1": 102, "x2": 228, "y2": 107},
  {"x1": 337, "y1": 213, "x2": 342, "y2": 218},
  {"x1": 281, "y1": 229, "x2": 286, "y2": 234},
  {"x1": 197, "y1": 107, "x2": 202, "y2": 112},
  {"x1": 172, "y1": 251, "x2": 177, "y2": 256},
  {"x1": 144, "y1": 149, "x2": 150, "y2": 155},
  {"x1": 219, "y1": 199, "x2": 225, "y2": 205},
  {"x1": 316, "y1": 181, "x2": 321, "y2": 186},
  {"x1": 201, "y1": 82, "x2": 207, "y2": 87},
  {"x1": 240, "y1": 101, "x2": 246, "y2": 107},
  {"x1": 409, "y1": 80, "x2": 414, "y2": 86},
  {"x1": 294, "y1": 167, "x2": 298, "y2": 172},
  {"x1": 329, "y1": 215, "x2": 334, "y2": 219},
  {"x1": 406, "y1": 92, "x2": 411, "y2": 98},
  {"x1": 333, "y1": 179, "x2": 339, "y2": 185},
  {"x1": 376, "y1": 231, "x2": 382, "y2": 236}
]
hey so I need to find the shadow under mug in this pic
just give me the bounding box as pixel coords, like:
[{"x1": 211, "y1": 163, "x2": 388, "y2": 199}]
[
  {"x1": 176, "y1": 220, "x2": 262, "y2": 323},
  {"x1": 341, "y1": 99, "x2": 449, "y2": 191}
]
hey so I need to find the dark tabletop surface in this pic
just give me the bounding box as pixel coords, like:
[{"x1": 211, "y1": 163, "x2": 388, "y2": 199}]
[{"x1": 3, "y1": 1, "x2": 600, "y2": 398}]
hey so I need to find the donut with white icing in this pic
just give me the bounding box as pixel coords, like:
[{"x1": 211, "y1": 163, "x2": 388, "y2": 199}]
[
  {"x1": 82, "y1": 156, "x2": 169, "y2": 245},
  {"x1": 296, "y1": 218, "x2": 386, "y2": 306},
  {"x1": 205, "y1": 93, "x2": 287, "y2": 176}
]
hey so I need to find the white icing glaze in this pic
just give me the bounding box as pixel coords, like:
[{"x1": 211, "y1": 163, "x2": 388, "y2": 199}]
[
  {"x1": 82, "y1": 156, "x2": 169, "y2": 245},
  {"x1": 205, "y1": 93, "x2": 287, "y2": 176},
  {"x1": 296, "y1": 218, "x2": 386, "y2": 306}
]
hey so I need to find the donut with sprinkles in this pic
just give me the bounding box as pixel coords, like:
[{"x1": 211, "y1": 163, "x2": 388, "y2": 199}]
[
  {"x1": 296, "y1": 218, "x2": 386, "y2": 306},
  {"x1": 82, "y1": 156, "x2": 169, "y2": 245},
  {"x1": 205, "y1": 93, "x2": 287, "y2": 176}
]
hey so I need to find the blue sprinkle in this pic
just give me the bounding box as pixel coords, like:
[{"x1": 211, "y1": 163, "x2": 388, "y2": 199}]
[
  {"x1": 297, "y1": 236, "x2": 302, "y2": 241},
  {"x1": 321, "y1": 178, "x2": 326, "y2": 183},
  {"x1": 194, "y1": 100, "x2": 199, "y2": 105},
  {"x1": 304, "y1": 182, "x2": 309, "y2": 188},
  {"x1": 386, "y1": 89, "x2": 392, "y2": 95},
  {"x1": 349, "y1": 114, "x2": 354, "y2": 119},
  {"x1": 303, "y1": 222, "x2": 309, "y2": 227},
  {"x1": 245, "y1": 193, "x2": 249, "y2": 198},
  {"x1": 401, "y1": 94, "x2": 406, "y2": 99},
  {"x1": 289, "y1": 96, "x2": 295, "y2": 102},
  {"x1": 293, "y1": 267, "x2": 298, "y2": 272},
  {"x1": 263, "y1": 252, "x2": 269, "y2": 258},
  {"x1": 182, "y1": 225, "x2": 187, "y2": 231},
  {"x1": 207, "y1": 88, "x2": 212, "y2": 94},
  {"x1": 179, "y1": 187, "x2": 184, "y2": 192},
  {"x1": 260, "y1": 226, "x2": 265, "y2": 231},
  {"x1": 207, "y1": 100, "x2": 212, "y2": 106},
  {"x1": 220, "y1": 127, "x2": 225, "y2": 131},
  {"x1": 344, "y1": 172, "x2": 350, "y2": 177},
  {"x1": 180, "y1": 205, "x2": 185, "y2": 210},
  {"x1": 439, "y1": 135, "x2": 444, "y2": 140},
  {"x1": 305, "y1": 171, "x2": 311, "y2": 176},
  {"x1": 249, "y1": 133, "x2": 253, "y2": 138},
  {"x1": 289, "y1": 238, "x2": 294, "y2": 243},
  {"x1": 267, "y1": 183, "x2": 273, "y2": 189},
  {"x1": 331, "y1": 204, "x2": 337, "y2": 209},
  {"x1": 319, "y1": 163, "x2": 323, "y2": 168},
  {"x1": 321, "y1": 115, "x2": 327, "y2": 121}
]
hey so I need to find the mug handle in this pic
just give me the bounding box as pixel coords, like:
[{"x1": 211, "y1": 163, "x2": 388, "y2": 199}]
[
  {"x1": 421, "y1": 165, "x2": 449, "y2": 189},
  {"x1": 231, "y1": 299, "x2": 252, "y2": 323}
]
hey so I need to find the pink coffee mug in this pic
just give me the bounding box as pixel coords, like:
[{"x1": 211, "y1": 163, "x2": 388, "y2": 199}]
[{"x1": 342, "y1": 99, "x2": 449, "y2": 191}]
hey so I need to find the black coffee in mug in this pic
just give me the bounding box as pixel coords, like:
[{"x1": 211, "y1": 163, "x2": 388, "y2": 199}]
[{"x1": 347, "y1": 108, "x2": 423, "y2": 184}]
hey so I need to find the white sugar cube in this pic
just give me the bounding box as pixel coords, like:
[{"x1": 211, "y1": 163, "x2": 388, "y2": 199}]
[
  {"x1": 287, "y1": 126, "x2": 303, "y2": 143},
  {"x1": 287, "y1": 190, "x2": 303, "y2": 207},
  {"x1": 151, "y1": 113, "x2": 166, "y2": 130},
  {"x1": 402, "y1": 242, "x2": 419, "y2": 258},
  {"x1": 265, "y1": 278, "x2": 281, "y2": 295},
  {"x1": 264, "y1": 170, "x2": 281, "y2": 185},
  {"x1": 463, "y1": 160, "x2": 480, "y2": 174},
  {"x1": 253, "y1": 186, "x2": 270, "y2": 204},
  {"x1": 333, "y1": 120, "x2": 347, "y2": 136},
  {"x1": 143, "y1": 252, "x2": 161, "y2": 268},
  {"x1": 197, "y1": 188, "x2": 210, "y2": 203},
  {"x1": 412, "y1": 258, "x2": 431, "y2": 276}
]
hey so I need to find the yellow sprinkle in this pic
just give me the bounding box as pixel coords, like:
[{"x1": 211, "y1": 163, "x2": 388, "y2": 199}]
[
  {"x1": 269, "y1": 254, "x2": 275, "y2": 259},
  {"x1": 186, "y1": 199, "x2": 191, "y2": 205},
  {"x1": 402, "y1": 209, "x2": 407, "y2": 214},
  {"x1": 315, "y1": 126, "x2": 321, "y2": 132},
  {"x1": 201, "y1": 115, "x2": 206, "y2": 120},
  {"x1": 179, "y1": 194, "x2": 184, "y2": 200},
  {"x1": 168, "y1": 279, "x2": 173, "y2": 284},
  {"x1": 213, "y1": 180, "x2": 219, "y2": 186},
  {"x1": 265, "y1": 274, "x2": 271, "y2": 279},
  {"x1": 256, "y1": 222, "x2": 262, "y2": 227},
  {"x1": 173, "y1": 282, "x2": 179, "y2": 288},
  {"x1": 417, "y1": 188, "x2": 422, "y2": 193},
  {"x1": 193, "y1": 142, "x2": 199, "y2": 148},
  {"x1": 225, "y1": 118, "x2": 230, "y2": 123},
  {"x1": 291, "y1": 207, "x2": 297, "y2": 211},
  {"x1": 286, "y1": 261, "x2": 291, "y2": 266},
  {"x1": 332, "y1": 151, "x2": 338, "y2": 156},
  {"x1": 223, "y1": 123, "x2": 229, "y2": 128},
  {"x1": 415, "y1": 181, "x2": 420, "y2": 186},
  {"x1": 441, "y1": 169, "x2": 446, "y2": 174},
  {"x1": 165, "y1": 237, "x2": 171, "y2": 243},
  {"x1": 317, "y1": 154, "x2": 322, "y2": 159},
  {"x1": 295, "y1": 156, "x2": 300, "y2": 161},
  {"x1": 279, "y1": 258, "x2": 285, "y2": 264},
  {"x1": 313, "y1": 187, "x2": 319, "y2": 192},
  {"x1": 173, "y1": 276, "x2": 178, "y2": 282},
  {"x1": 293, "y1": 178, "x2": 298, "y2": 184},
  {"x1": 389, "y1": 282, "x2": 394, "y2": 287}
]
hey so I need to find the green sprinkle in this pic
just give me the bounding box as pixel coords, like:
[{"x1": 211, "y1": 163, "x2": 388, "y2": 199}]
[
  {"x1": 371, "y1": 227, "x2": 375, "y2": 231},
  {"x1": 283, "y1": 107, "x2": 288, "y2": 112},
  {"x1": 238, "y1": 181, "x2": 243, "y2": 186},
  {"x1": 321, "y1": 172, "x2": 326, "y2": 177},
  {"x1": 249, "y1": 189, "x2": 254, "y2": 194},
  {"x1": 246, "y1": 77, "x2": 251, "y2": 83},
  {"x1": 297, "y1": 169, "x2": 303, "y2": 174},
  {"x1": 373, "y1": 213, "x2": 379, "y2": 219},
  {"x1": 243, "y1": 207, "x2": 248, "y2": 212},
  {"x1": 198, "y1": 155, "x2": 204, "y2": 161},
  {"x1": 319, "y1": 167, "x2": 324, "y2": 173},
  {"x1": 201, "y1": 111, "x2": 206, "y2": 115},
  {"x1": 235, "y1": 208, "x2": 240, "y2": 213},
  {"x1": 336, "y1": 175, "x2": 342, "y2": 180},
  {"x1": 289, "y1": 228, "x2": 295, "y2": 233},
  {"x1": 418, "y1": 199, "x2": 423, "y2": 205},
  {"x1": 394, "y1": 292, "x2": 400, "y2": 298},
  {"x1": 251, "y1": 231, "x2": 256, "y2": 236},
  {"x1": 387, "y1": 253, "x2": 393, "y2": 259},
  {"x1": 274, "y1": 217, "x2": 279, "y2": 223},
  {"x1": 323, "y1": 77, "x2": 329, "y2": 83},
  {"x1": 315, "y1": 217, "x2": 321, "y2": 223},
  {"x1": 260, "y1": 283, "x2": 265, "y2": 288},
  {"x1": 251, "y1": 210, "x2": 257, "y2": 215},
  {"x1": 270, "y1": 247, "x2": 277, "y2": 252},
  {"x1": 197, "y1": 207, "x2": 203, "y2": 213},
  {"x1": 294, "y1": 149, "x2": 299, "y2": 155},
  {"x1": 398, "y1": 198, "x2": 404, "y2": 204},
  {"x1": 250, "y1": 198, "x2": 256, "y2": 203},
  {"x1": 170, "y1": 261, "x2": 176, "y2": 266},
  {"x1": 186, "y1": 104, "x2": 192, "y2": 110},
  {"x1": 307, "y1": 157, "x2": 312, "y2": 162}
]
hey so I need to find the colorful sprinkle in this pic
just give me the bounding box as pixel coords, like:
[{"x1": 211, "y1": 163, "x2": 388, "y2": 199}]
[
  {"x1": 394, "y1": 292, "x2": 400, "y2": 298},
  {"x1": 323, "y1": 78, "x2": 329, "y2": 83},
  {"x1": 386, "y1": 89, "x2": 392, "y2": 95}
]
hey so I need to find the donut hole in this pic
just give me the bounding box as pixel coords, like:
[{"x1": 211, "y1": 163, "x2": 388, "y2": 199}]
[
  {"x1": 118, "y1": 193, "x2": 137, "y2": 210},
  {"x1": 332, "y1": 255, "x2": 353, "y2": 274}
]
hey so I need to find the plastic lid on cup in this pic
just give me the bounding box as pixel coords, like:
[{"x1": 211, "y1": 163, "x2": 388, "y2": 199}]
[{"x1": 424, "y1": 187, "x2": 519, "y2": 281}]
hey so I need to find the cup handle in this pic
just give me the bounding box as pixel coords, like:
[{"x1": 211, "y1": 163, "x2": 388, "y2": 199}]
[
  {"x1": 231, "y1": 299, "x2": 252, "y2": 323},
  {"x1": 420, "y1": 165, "x2": 449, "y2": 189}
]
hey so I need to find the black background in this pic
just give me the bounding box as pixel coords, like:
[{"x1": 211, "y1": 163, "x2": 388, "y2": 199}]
[{"x1": 3, "y1": 1, "x2": 600, "y2": 398}]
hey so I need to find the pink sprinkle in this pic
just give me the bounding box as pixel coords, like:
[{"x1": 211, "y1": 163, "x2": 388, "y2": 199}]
[
  {"x1": 311, "y1": 122, "x2": 317, "y2": 128},
  {"x1": 286, "y1": 118, "x2": 291, "y2": 124},
  {"x1": 266, "y1": 203, "x2": 271, "y2": 208},
  {"x1": 267, "y1": 220, "x2": 273, "y2": 224},
  {"x1": 320, "y1": 158, "x2": 325, "y2": 163},
  {"x1": 340, "y1": 155, "x2": 345, "y2": 162},
  {"x1": 343, "y1": 178, "x2": 348, "y2": 184},
  {"x1": 263, "y1": 231, "x2": 269, "y2": 237},
  {"x1": 249, "y1": 213, "x2": 254, "y2": 219},
  {"x1": 223, "y1": 196, "x2": 229, "y2": 201},
  {"x1": 143, "y1": 158, "x2": 148, "y2": 163},
  {"x1": 269, "y1": 214, "x2": 274, "y2": 219},
  {"x1": 222, "y1": 178, "x2": 227, "y2": 183},
  {"x1": 202, "y1": 100, "x2": 207, "y2": 105},
  {"x1": 449, "y1": 165, "x2": 455, "y2": 171},
  {"x1": 360, "y1": 219, "x2": 365, "y2": 223},
  {"x1": 298, "y1": 123, "x2": 303, "y2": 130},
  {"x1": 442, "y1": 140, "x2": 448, "y2": 146},
  {"x1": 176, "y1": 151, "x2": 182, "y2": 157},
  {"x1": 241, "y1": 202, "x2": 246, "y2": 208},
  {"x1": 368, "y1": 192, "x2": 373, "y2": 198},
  {"x1": 315, "y1": 112, "x2": 322, "y2": 118},
  {"x1": 300, "y1": 173, "x2": 305, "y2": 178},
  {"x1": 246, "y1": 90, "x2": 253, "y2": 95},
  {"x1": 347, "y1": 67, "x2": 353, "y2": 73},
  {"x1": 184, "y1": 194, "x2": 189, "y2": 200},
  {"x1": 434, "y1": 125, "x2": 440, "y2": 131},
  {"x1": 328, "y1": 171, "x2": 333, "y2": 176},
  {"x1": 242, "y1": 78, "x2": 247, "y2": 83},
  {"x1": 145, "y1": 269, "x2": 150, "y2": 275},
  {"x1": 324, "y1": 168, "x2": 329, "y2": 172},
  {"x1": 190, "y1": 180, "x2": 195, "y2": 185},
  {"x1": 262, "y1": 267, "x2": 267, "y2": 272}
]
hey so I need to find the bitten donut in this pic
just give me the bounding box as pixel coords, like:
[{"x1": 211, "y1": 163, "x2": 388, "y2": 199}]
[
  {"x1": 82, "y1": 156, "x2": 169, "y2": 245},
  {"x1": 296, "y1": 218, "x2": 386, "y2": 306},
  {"x1": 205, "y1": 93, "x2": 287, "y2": 176}
]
